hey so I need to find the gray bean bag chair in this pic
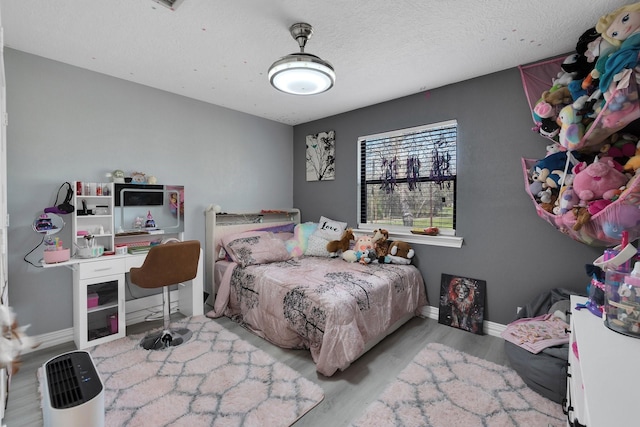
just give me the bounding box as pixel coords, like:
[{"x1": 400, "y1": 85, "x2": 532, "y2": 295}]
[{"x1": 504, "y1": 287, "x2": 580, "y2": 404}]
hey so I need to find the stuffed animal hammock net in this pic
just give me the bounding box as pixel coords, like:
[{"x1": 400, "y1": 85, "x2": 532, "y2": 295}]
[{"x1": 520, "y1": 54, "x2": 640, "y2": 247}]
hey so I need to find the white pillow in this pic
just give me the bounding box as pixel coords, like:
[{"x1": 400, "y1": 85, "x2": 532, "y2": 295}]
[
  {"x1": 313, "y1": 216, "x2": 347, "y2": 241},
  {"x1": 305, "y1": 234, "x2": 332, "y2": 257}
]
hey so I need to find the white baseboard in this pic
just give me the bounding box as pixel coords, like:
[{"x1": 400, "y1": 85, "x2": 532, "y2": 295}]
[
  {"x1": 419, "y1": 306, "x2": 506, "y2": 337},
  {"x1": 27, "y1": 304, "x2": 505, "y2": 355},
  {"x1": 26, "y1": 327, "x2": 75, "y2": 354}
]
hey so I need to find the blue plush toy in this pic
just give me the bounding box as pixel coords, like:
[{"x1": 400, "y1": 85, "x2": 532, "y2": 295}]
[{"x1": 531, "y1": 151, "x2": 576, "y2": 189}]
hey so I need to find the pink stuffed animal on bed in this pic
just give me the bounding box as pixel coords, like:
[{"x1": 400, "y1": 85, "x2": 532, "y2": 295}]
[
  {"x1": 342, "y1": 235, "x2": 375, "y2": 263},
  {"x1": 572, "y1": 157, "x2": 628, "y2": 204}
]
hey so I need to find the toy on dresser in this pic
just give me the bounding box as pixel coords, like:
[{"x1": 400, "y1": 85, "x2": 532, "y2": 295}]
[{"x1": 604, "y1": 261, "x2": 640, "y2": 337}]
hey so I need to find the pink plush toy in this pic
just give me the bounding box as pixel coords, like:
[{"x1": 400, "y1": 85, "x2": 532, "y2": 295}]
[
  {"x1": 342, "y1": 235, "x2": 375, "y2": 263},
  {"x1": 572, "y1": 157, "x2": 628, "y2": 204}
]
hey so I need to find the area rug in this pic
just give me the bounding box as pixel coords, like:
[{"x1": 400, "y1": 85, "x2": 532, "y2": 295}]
[
  {"x1": 349, "y1": 343, "x2": 564, "y2": 427},
  {"x1": 86, "y1": 316, "x2": 324, "y2": 427}
]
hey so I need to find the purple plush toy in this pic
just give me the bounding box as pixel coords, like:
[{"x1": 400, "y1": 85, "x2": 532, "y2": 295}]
[{"x1": 602, "y1": 204, "x2": 640, "y2": 239}]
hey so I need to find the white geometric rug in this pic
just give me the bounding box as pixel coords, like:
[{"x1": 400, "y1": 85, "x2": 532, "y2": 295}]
[
  {"x1": 349, "y1": 343, "x2": 564, "y2": 427},
  {"x1": 87, "y1": 316, "x2": 324, "y2": 427}
]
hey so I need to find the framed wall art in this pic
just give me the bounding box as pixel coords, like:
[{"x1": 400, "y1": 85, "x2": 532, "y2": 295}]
[
  {"x1": 306, "y1": 130, "x2": 335, "y2": 181},
  {"x1": 438, "y1": 273, "x2": 486, "y2": 335}
]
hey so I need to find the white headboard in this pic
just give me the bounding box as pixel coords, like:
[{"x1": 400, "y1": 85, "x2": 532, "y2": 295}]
[{"x1": 204, "y1": 206, "x2": 300, "y2": 294}]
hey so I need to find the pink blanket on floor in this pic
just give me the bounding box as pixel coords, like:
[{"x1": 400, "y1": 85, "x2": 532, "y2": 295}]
[
  {"x1": 208, "y1": 257, "x2": 428, "y2": 376},
  {"x1": 501, "y1": 313, "x2": 569, "y2": 354}
]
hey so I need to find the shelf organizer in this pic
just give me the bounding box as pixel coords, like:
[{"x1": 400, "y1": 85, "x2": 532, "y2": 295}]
[{"x1": 519, "y1": 55, "x2": 640, "y2": 247}]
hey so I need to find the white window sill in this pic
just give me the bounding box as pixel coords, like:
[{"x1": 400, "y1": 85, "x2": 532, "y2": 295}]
[{"x1": 353, "y1": 228, "x2": 463, "y2": 249}]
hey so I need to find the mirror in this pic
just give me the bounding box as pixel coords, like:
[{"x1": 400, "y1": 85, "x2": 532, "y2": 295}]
[
  {"x1": 114, "y1": 185, "x2": 184, "y2": 235},
  {"x1": 33, "y1": 212, "x2": 65, "y2": 235}
]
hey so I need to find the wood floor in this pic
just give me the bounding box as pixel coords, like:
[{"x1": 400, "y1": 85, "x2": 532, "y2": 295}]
[{"x1": 4, "y1": 314, "x2": 510, "y2": 427}]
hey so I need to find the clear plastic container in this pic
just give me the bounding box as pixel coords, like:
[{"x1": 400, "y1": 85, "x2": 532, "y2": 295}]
[{"x1": 604, "y1": 265, "x2": 640, "y2": 337}]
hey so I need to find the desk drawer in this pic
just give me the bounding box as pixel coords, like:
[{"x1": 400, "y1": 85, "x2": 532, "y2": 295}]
[
  {"x1": 125, "y1": 254, "x2": 146, "y2": 270},
  {"x1": 78, "y1": 259, "x2": 125, "y2": 279}
]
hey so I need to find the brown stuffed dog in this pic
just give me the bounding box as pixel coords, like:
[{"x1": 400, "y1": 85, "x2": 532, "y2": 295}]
[
  {"x1": 384, "y1": 241, "x2": 415, "y2": 265},
  {"x1": 326, "y1": 228, "x2": 354, "y2": 257}
]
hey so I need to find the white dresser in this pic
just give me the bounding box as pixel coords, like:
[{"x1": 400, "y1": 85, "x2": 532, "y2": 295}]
[{"x1": 567, "y1": 295, "x2": 640, "y2": 426}]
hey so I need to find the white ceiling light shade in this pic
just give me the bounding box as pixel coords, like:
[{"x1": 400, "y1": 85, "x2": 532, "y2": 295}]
[
  {"x1": 150, "y1": 0, "x2": 184, "y2": 10},
  {"x1": 268, "y1": 23, "x2": 335, "y2": 95}
]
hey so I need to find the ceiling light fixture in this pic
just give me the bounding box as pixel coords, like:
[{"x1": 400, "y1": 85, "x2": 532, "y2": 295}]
[
  {"x1": 151, "y1": 0, "x2": 184, "y2": 10},
  {"x1": 268, "y1": 23, "x2": 335, "y2": 95}
]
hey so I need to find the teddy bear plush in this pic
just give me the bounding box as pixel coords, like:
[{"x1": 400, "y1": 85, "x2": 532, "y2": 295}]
[
  {"x1": 571, "y1": 206, "x2": 591, "y2": 231},
  {"x1": 542, "y1": 86, "x2": 572, "y2": 106},
  {"x1": 382, "y1": 241, "x2": 415, "y2": 265},
  {"x1": 372, "y1": 228, "x2": 391, "y2": 260}
]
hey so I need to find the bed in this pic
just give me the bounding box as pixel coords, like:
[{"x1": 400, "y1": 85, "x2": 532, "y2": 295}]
[{"x1": 204, "y1": 207, "x2": 428, "y2": 376}]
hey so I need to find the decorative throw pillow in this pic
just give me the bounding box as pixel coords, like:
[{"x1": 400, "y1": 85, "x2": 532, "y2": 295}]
[
  {"x1": 222, "y1": 231, "x2": 290, "y2": 267},
  {"x1": 303, "y1": 216, "x2": 347, "y2": 257},
  {"x1": 305, "y1": 234, "x2": 332, "y2": 257},
  {"x1": 285, "y1": 222, "x2": 317, "y2": 257},
  {"x1": 313, "y1": 216, "x2": 348, "y2": 241}
]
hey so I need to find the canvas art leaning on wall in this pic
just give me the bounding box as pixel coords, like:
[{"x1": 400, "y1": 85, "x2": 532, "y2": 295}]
[{"x1": 438, "y1": 273, "x2": 486, "y2": 334}]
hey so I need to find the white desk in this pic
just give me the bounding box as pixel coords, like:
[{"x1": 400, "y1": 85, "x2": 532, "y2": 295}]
[
  {"x1": 44, "y1": 250, "x2": 204, "y2": 349},
  {"x1": 122, "y1": 250, "x2": 204, "y2": 318}
]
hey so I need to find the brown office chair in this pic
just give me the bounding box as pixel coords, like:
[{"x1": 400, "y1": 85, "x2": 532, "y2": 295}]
[{"x1": 129, "y1": 240, "x2": 201, "y2": 350}]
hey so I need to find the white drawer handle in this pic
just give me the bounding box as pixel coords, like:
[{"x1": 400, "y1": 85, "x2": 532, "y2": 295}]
[{"x1": 93, "y1": 267, "x2": 112, "y2": 272}]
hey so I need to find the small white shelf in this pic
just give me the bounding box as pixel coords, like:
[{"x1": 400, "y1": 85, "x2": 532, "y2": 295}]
[
  {"x1": 73, "y1": 181, "x2": 115, "y2": 252},
  {"x1": 87, "y1": 302, "x2": 118, "y2": 314}
]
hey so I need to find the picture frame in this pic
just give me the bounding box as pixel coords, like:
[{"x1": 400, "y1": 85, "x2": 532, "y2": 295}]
[
  {"x1": 306, "y1": 130, "x2": 335, "y2": 181},
  {"x1": 438, "y1": 273, "x2": 486, "y2": 335}
]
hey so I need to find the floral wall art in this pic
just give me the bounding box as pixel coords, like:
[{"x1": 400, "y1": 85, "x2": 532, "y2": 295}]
[{"x1": 306, "y1": 130, "x2": 335, "y2": 181}]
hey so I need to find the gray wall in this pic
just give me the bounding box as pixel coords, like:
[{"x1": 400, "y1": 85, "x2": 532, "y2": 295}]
[
  {"x1": 293, "y1": 67, "x2": 602, "y2": 325},
  {"x1": 7, "y1": 46, "x2": 605, "y2": 335},
  {"x1": 6, "y1": 49, "x2": 293, "y2": 335}
]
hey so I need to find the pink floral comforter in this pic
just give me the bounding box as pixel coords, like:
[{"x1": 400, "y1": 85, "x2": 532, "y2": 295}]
[{"x1": 207, "y1": 257, "x2": 427, "y2": 376}]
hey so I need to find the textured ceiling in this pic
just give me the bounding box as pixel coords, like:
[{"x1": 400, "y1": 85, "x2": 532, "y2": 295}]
[{"x1": 1, "y1": 0, "x2": 636, "y2": 125}]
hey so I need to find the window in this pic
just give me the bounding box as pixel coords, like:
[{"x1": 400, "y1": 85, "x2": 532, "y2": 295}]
[{"x1": 358, "y1": 120, "x2": 458, "y2": 238}]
